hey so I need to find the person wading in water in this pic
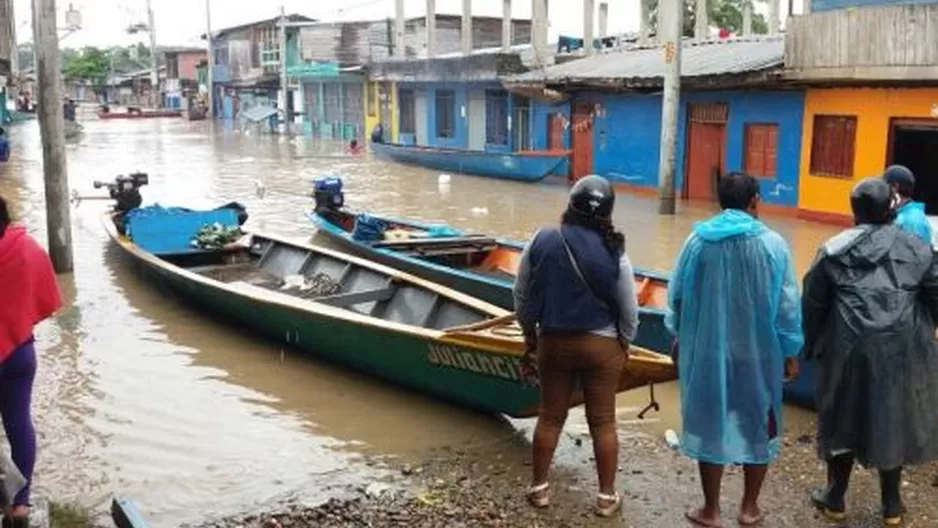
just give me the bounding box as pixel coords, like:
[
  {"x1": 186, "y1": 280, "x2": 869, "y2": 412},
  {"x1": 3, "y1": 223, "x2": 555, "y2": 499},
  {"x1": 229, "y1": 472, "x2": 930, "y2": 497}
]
[
  {"x1": 0, "y1": 196, "x2": 62, "y2": 527},
  {"x1": 667, "y1": 172, "x2": 803, "y2": 527},
  {"x1": 513, "y1": 175, "x2": 639, "y2": 517},
  {"x1": 803, "y1": 177, "x2": 938, "y2": 526}
]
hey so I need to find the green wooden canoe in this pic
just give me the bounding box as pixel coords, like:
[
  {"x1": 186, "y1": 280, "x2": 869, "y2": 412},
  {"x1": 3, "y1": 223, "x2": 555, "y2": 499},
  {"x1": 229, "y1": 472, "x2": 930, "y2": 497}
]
[{"x1": 104, "y1": 213, "x2": 676, "y2": 418}]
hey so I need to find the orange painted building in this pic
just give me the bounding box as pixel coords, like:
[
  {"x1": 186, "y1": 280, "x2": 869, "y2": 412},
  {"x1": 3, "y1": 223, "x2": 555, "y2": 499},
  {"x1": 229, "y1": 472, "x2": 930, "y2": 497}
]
[{"x1": 798, "y1": 88, "x2": 938, "y2": 223}]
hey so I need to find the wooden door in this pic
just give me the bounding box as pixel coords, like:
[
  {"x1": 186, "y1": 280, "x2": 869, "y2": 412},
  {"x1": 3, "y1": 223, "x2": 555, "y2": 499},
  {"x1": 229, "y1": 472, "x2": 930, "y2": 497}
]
[
  {"x1": 548, "y1": 114, "x2": 565, "y2": 151},
  {"x1": 571, "y1": 102, "x2": 594, "y2": 182},
  {"x1": 685, "y1": 103, "x2": 728, "y2": 201}
]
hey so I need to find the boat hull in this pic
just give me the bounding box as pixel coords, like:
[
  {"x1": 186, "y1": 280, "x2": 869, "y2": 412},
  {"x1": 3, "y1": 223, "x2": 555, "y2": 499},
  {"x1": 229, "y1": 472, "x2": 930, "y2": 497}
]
[
  {"x1": 371, "y1": 142, "x2": 566, "y2": 182},
  {"x1": 309, "y1": 211, "x2": 675, "y2": 355},
  {"x1": 99, "y1": 110, "x2": 182, "y2": 120},
  {"x1": 105, "y1": 213, "x2": 675, "y2": 417}
]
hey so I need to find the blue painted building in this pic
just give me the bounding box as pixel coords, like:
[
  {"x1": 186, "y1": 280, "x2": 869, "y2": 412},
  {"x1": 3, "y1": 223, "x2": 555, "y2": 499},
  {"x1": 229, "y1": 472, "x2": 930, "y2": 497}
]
[
  {"x1": 369, "y1": 52, "x2": 538, "y2": 154},
  {"x1": 505, "y1": 37, "x2": 804, "y2": 208}
]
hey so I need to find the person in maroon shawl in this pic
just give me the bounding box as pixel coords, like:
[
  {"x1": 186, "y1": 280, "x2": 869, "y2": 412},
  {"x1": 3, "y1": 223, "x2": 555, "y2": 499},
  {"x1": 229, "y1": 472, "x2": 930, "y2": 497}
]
[{"x1": 0, "y1": 196, "x2": 62, "y2": 527}]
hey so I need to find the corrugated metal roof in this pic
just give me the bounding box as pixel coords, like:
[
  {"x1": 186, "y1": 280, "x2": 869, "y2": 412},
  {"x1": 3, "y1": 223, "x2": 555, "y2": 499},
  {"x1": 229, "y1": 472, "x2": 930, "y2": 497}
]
[{"x1": 506, "y1": 36, "x2": 785, "y2": 85}]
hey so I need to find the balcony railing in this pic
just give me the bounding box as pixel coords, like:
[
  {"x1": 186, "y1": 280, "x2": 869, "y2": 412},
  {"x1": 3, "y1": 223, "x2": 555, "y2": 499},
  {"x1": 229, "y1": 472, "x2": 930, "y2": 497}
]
[{"x1": 784, "y1": 3, "x2": 938, "y2": 81}]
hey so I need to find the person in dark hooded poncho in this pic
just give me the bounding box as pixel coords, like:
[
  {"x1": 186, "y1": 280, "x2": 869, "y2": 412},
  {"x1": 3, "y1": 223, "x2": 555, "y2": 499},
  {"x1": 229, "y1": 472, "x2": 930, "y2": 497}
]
[{"x1": 803, "y1": 177, "x2": 938, "y2": 526}]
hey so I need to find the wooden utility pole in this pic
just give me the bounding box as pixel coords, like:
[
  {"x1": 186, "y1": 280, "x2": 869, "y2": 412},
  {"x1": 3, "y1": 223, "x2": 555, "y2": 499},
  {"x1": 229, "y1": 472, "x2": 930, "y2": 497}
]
[
  {"x1": 32, "y1": 0, "x2": 73, "y2": 272},
  {"x1": 205, "y1": 0, "x2": 213, "y2": 117},
  {"x1": 657, "y1": 0, "x2": 682, "y2": 215}
]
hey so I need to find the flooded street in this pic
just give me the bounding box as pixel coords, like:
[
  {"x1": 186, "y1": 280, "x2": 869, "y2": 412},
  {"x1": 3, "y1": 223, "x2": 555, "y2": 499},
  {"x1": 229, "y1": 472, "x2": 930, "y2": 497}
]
[{"x1": 0, "y1": 118, "x2": 848, "y2": 526}]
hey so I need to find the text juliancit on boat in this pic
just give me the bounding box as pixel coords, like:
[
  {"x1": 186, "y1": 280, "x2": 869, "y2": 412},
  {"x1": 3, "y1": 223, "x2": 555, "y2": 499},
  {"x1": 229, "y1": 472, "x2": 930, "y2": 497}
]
[{"x1": 427, "y1": 343, "x2": 522, "y2": 382}]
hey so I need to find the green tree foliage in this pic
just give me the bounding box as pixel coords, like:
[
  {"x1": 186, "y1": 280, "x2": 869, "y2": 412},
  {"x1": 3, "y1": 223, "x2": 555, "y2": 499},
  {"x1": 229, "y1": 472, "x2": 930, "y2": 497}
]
[
  {"x1": 63, "y1": 47, "x2": 111, "y2": 93},
  {"x1": 644, "y1": 0, "x2": 769, "y2": 38}
]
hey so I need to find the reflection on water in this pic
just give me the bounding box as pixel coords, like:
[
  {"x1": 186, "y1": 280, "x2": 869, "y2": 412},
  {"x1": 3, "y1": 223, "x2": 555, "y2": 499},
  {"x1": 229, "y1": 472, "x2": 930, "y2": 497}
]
[{"x1": 0, "y1": 119, "x2": 840, "y2": 526}]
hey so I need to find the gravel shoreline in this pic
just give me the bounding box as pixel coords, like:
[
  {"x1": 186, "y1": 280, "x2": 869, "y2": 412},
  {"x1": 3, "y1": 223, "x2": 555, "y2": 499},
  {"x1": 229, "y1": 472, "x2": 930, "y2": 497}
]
[{"x1": 188, "y1": 416, "x2": 938, "y2": 528}]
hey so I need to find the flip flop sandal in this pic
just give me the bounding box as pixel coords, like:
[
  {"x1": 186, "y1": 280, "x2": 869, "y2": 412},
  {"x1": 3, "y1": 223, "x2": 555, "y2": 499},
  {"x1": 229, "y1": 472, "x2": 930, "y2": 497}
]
[
  {"x1": 526, "y1": 482, "x2": 550, "y2": 508},
  {"x1": 738, "y1": 511, "x2": 766, "y2": 526},
  {"x1": 596, "y1": 492, "x2": 622, "y2": 518}
]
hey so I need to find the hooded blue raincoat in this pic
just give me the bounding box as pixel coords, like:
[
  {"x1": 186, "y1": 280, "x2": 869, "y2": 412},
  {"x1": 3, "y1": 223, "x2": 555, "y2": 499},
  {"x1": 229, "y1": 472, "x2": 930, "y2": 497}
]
[
  {"x1": 895, "y1": 201, "x2": 933, "y2": 246},
  {"x1": 666, "y1": 210, "x2": 804, "y2": 465}
]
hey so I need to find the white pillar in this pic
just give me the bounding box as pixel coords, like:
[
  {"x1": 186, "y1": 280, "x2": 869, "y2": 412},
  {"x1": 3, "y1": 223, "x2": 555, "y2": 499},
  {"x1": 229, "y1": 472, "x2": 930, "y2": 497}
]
[
  {"x1": 769, "y1": 0, "x2": 780, "y2": 34},
  {"x1": 583, "y1": 0, "x2": 595, "y2": 55},
  {"x1": 639, "y1": 0, "x2": 650, "y2": 44},
  {"x1": 598, "y1": 2, "x2": 608, "y2": 39},
  {"x1": 742, "y1": 1, "x2": 752, "y2": 35},
  {"x1": 462, "y1": 0, "x2": 472, "y2": 55},
  {"x1": 502, "y1": 0, "x2": 511, "y2": 51},
  {"x1": 695, "y1": 0, "x2": 708, "y2": 39},
  {"x1": 426, "y1": 0, "x2": 436, "y2": 57},
  {"x1": 532, "y1": 0, "x2": 548, "y2": 65},
  {"x1": 804, "y1": 0, "x2": 812, "y2": 14},
  {"x1": 395, "y1": 0, "x2": 405, "y2": 56}
]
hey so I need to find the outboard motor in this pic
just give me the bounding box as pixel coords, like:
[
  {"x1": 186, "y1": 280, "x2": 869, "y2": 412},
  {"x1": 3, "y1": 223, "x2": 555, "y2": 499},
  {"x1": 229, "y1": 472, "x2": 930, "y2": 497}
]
[
  {"x1": 94, "y1": 171, "x2": 149, "y2": 214},
  {"x1": 313, "y1": 177, "x2": 345, "y2": 212},
  {"x1": 94, "y1": 171, "x2": 149, "y2": 234}
]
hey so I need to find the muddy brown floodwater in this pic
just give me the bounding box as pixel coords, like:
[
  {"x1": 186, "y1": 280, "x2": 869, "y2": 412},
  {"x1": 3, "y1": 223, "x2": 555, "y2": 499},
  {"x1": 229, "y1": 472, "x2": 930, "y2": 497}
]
[{"x1": 5, "y1": 118, "x2": 929, "y2": 528}]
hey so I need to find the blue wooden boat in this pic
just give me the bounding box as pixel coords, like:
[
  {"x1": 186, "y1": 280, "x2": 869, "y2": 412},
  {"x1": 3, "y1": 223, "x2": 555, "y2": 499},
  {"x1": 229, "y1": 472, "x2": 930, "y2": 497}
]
[
  {"x1": 370, "y1": 142, "x2": 568, "y2": 182},
  {"x1": 308, "y1": 202, "x2": 674, "y2": 356},
  {"x1": 306, "y1": 177, "x2": 816, "y2": 410}
]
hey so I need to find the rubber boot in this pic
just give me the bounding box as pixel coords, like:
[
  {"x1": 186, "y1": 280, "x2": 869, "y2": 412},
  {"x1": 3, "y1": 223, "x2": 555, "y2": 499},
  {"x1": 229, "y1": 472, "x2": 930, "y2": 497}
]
[
  {"x1": 879, "y1": 467, "x2": 904, "y2": 526},
  {"x1": 811, "y1": 453, "x2": 853, "y2": 522}
]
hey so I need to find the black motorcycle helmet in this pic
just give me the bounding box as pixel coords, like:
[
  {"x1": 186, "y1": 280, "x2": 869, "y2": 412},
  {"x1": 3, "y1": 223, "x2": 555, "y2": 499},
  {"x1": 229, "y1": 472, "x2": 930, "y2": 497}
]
[
  {"x1": 851, "y1": 177, "x2": 896, "y2": 225},
  {"x1": 568, "y1": 175, "x2": 615, "y2": 219}
]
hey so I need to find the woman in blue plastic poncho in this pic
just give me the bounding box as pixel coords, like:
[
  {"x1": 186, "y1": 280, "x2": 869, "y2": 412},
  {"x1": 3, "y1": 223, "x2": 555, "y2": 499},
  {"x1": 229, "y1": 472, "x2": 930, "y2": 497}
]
[{"x1": 666, "y1": 172, "x2": 802, "y2": 527}]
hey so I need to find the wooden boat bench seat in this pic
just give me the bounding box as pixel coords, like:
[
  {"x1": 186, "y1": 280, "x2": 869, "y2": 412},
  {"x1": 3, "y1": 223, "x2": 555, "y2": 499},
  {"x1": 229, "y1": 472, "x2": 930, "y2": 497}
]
[
  {"x1": 315, "y1": 286, "x2": 397, "y2": 308},
  {"x1": 372, "y1": 236, "x2": 496, "y2": 249}
]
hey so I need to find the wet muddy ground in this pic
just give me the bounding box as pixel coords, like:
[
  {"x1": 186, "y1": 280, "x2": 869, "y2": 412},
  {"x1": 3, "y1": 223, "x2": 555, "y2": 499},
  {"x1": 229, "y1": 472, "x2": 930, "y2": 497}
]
[{"x1": 192, "y1": 417, "x2": 938, "y2": 528}]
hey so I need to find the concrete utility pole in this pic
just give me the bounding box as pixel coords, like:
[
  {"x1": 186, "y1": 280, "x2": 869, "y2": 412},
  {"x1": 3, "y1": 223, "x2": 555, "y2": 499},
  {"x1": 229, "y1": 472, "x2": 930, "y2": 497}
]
[
  {"x1": 657, "y1": 0, "x2": 682, "y2": 215},
  {"x1": 598, "y1": 2, "x2": 608, "y2": 39},
  {"x1": 279, "y1": 6, "x2": 290, "y2": 134},
  {"x1": 145, "y1": 0, "x2": 159, "y2": 107},
  {"x1": 426, "y1": 0, "x2": 436, "y2": 57},
  {"x1": 461, "y1": 0, "x2": 472, "y2": 55},
  {"x1": 583, "y1": 0, "x2": 595, "y2": 55},
  {"x1": 394, "y1": 0, "x2": 405, "y2": 56},
  {"x1": 695, "y1": 0, "x2": 709, "y2": 39},
  {"x1": 742, "y1": 1, "x2": 752, "y2": 35},
  {"x1": 501, "y1": 0, "x2": 511, "y2": 52},
  {"x1": 205, "y1": 0, "x2": 213, "y2": 117},
  {"x1": 32, "y1": 0, "x2": 73, "y2": 272}
]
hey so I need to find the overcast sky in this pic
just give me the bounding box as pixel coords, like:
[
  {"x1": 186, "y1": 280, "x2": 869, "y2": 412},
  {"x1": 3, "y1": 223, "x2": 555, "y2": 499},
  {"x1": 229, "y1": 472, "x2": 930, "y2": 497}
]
[{"x1": 12, "y1": 0, "x2": 791, "y2": 48}]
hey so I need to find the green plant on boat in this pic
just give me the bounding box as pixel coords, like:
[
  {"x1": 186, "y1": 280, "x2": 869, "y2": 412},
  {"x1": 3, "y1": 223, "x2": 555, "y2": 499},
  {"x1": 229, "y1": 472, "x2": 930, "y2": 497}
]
[{"x1": 191, "y1": 223, "x2": 244, "y2": 250}]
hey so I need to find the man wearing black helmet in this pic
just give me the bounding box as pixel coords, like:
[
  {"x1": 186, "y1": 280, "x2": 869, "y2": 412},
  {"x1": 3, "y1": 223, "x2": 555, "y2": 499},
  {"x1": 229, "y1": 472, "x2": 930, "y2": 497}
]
[
  {"x1": 514, "y1": 175, "x2": 639, "y2": 517},
  {"x1": 666, "y1": 172, "x2": 802, "y2": 527},
  {"x1": 883, "y1": 164, "x2": 933, "y2": 245},
  {"x1": 803, "y1": 177, "x2": 938, "y2": 526}
]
